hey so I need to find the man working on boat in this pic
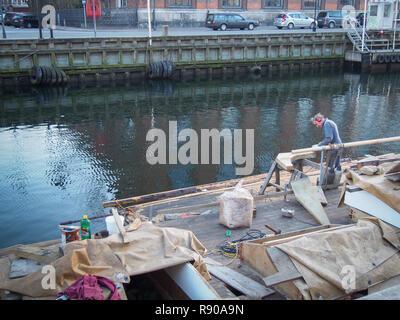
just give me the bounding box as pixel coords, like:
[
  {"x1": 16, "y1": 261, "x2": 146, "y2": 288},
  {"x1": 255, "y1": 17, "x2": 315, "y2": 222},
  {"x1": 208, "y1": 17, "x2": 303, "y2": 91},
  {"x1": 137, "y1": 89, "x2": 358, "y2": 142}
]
[{"x1": 311, "y1": 113, "x2": 342, "y2": 172}]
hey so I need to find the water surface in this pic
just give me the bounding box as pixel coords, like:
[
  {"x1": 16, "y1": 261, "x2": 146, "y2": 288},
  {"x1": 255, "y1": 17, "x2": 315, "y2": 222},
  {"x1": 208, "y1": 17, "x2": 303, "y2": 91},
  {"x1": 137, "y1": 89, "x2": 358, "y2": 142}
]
[{"x1": 0, "y1": 71, "x2": 399, "y2": 248}]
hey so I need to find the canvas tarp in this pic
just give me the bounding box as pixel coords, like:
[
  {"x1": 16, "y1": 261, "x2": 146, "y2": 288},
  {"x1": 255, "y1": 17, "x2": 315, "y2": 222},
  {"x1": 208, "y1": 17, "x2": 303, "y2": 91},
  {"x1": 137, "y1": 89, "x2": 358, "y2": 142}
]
[
  {"x1": 342, "y1": 162, "x2": 400, "y2": 213},
  {"x1": 0, "y1": 222, "x2": 210, "y2": 298},
  {"x1": 276, "y1": 218, "x2": 400, "y2": 300}
]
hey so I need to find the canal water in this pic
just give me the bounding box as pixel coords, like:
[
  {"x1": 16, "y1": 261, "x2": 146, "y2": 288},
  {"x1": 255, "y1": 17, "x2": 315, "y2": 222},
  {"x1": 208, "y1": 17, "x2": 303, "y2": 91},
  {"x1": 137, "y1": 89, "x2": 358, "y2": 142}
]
[{"x1": 1, "y1": 70, "x2": 400, "y2": 249}]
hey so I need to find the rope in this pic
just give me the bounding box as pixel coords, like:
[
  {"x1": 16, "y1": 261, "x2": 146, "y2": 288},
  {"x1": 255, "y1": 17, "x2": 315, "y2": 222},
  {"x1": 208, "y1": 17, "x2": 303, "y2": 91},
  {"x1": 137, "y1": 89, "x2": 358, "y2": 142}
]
[{"x1": 214, "y1": 229, "x2": 267, "y2": 259}]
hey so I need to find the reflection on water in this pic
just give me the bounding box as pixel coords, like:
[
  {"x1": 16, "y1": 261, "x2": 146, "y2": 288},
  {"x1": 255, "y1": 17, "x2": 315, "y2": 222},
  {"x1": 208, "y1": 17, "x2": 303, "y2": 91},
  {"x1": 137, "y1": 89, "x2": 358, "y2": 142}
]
[{"x1": 0, "y1": 71, "x2": 400, "y2": 248}]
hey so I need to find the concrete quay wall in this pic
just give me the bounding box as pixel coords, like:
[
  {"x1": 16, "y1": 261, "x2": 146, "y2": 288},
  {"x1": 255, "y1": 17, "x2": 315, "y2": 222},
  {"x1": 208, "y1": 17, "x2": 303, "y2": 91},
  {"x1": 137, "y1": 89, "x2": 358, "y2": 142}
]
[{"x1": 0, "y1": 32, "x2": 350, "y2": 87}]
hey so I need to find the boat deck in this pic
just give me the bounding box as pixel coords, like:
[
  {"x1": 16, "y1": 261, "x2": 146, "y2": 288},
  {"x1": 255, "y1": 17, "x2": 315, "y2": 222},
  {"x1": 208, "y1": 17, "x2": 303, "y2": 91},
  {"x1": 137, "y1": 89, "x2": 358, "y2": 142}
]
[{"x1": 156, "y1": 186, "x2": 351, "y2": 299}]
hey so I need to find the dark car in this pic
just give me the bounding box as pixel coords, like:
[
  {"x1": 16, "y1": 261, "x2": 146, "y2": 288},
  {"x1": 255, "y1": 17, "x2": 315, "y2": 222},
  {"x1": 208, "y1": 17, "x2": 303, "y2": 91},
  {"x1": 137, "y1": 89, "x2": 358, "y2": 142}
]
[
  {"x1": 206, "y1": 13, "x2": 259, "y2": 31},
  {"x1": 12, "y1": 13, "x2": 39, "y2": 28},
  {"x1": 4, "y1": 12, "x2": 20, "y2": 26},
  {"x1": 317, "y1": 11, "x2": 348, "y2": 28},
  {"x1": 356, "y1": 12, "x2": 367, "y2": 26}
]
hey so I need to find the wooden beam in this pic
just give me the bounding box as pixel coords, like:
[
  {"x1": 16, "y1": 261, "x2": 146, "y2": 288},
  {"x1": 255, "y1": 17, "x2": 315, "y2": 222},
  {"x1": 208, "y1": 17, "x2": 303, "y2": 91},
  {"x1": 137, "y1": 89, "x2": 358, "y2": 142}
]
[
  {"x1": 204, "y1": 257, "x2": 275, "y2": 299},
  {"x1": 103, "y1": 175, "x2": 267, "y2": 208},
  {"x1": 292, "y1": 136, "x2": 400, "y2": 154},
  {"x1": 263, "y1": 271, "x2": 302, "y2": 287}
]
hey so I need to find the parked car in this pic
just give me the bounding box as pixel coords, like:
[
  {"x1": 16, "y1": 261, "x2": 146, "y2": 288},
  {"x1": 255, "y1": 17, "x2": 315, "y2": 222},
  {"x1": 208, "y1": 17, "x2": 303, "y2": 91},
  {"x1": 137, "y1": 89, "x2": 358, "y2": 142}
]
[
  {"x1": 274, "y1": 12, "x2": 317, "y2": 29},
  {"x1": 356, "y1": 12, "x2": 367, "y2": 27},
  {"x1": 3, "y1": 12, "x2": 20, "y2": 26},
  {"x1": 317, "y1": 11, "x2": 348, "y2": 28},
  {"x1": 11, "y1": 13, "x2": 39, "y2": 28},
  {"x1": 205, "y1": 13, "x2": 260, "y2": 31}
]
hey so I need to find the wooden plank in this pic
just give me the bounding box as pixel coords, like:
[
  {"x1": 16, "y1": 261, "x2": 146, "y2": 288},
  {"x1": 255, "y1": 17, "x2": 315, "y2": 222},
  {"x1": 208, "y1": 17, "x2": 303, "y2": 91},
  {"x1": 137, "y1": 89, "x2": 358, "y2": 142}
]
[
  {"x1": 13, "y1": 245, "x2": 61, "y2": 264},
  {"x1": 263, "y1": 247, "x2": 302, "y2": 287},
  {"x1": 111, "y1": 208, "x2": 129, "y2": 243},
  {"x1": 317, "y1": 186, "x2": 328, "y2": 206},
  {"x1": 263, "y1": 271, "x2": 302, "y2": 287},
  {"x1": 157, "y1": 202, "x2": 219, "y2": 215},
  {"x1": 368, "y1": 275, "x2": 400, "y2": 295},
  {"x1": 385, "y1": 162, "x2": 400, "y2": 175},
  {"x1": 103, "y1": 174, "x2": 267, "y2": 208},
  {"x1": 275, "y1": 152, "x2": 317, "y2": 171},
  {"x1": 384, "y1": 172, "x2": 400, "y2": 182},
  {"x1": 276, "y1": 153, "x2": 294, "y2": 171},
  {"x1": 9, "y1": 259, "x2": 45, "y2": 279},
  {"x1": 291, "y1": 177, "x2": 331, "y2": 225},
  {"x1": 358, "y1": 284, "x2": 400, "y2": 300},
  {"x1": 204, "y1": 257, "x2": 274, "y2": 299}
]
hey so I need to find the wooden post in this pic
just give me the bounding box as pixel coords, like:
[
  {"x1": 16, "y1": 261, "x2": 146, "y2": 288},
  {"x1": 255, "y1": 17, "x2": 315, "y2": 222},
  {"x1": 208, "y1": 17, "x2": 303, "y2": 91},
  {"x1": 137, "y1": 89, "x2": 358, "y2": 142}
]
[
  {"x1": 275, "y1": 165, "x2": 280, "y2": 192},
  {"x1": 258, "y1": 161, "x2": 277, "y2": 195}
]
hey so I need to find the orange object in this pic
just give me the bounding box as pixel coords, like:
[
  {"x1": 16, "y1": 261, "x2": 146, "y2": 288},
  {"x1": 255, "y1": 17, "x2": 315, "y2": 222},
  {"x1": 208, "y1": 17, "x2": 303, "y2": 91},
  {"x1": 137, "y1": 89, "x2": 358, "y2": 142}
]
[
  {"x1": 86, "y1": 0, "x2": 101, "y2": 18},
  {"x1": 60, "y1": 225, "x2": 80, "y2": 247},
  {"x1": 179, "y1": 214, "x2": 197, "y2": 219}
]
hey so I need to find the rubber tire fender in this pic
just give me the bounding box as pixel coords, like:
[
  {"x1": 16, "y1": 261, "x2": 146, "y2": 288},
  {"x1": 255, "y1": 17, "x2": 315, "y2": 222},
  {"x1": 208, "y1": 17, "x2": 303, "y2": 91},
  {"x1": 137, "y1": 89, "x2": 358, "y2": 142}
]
[
  {"x1": 167, "y1": 61, "x2": 173, "y2": 78},
  {"x1": 162, "y1": 61, "x2": 169, "y2": 78},
  {"x1": 147, "y1": 63, "x2": 153, "y2": 79},
  {"x1": 149, "y1": 62, "x2": 156, "y2": 79},
  {"x1": 390, "y1": 54, "x2": 397, "y2": 63},
  {"x1": 50, "y1": 67, "x2": 57, "y2": 85},
  {"x1": 40, "y1": 66, "x2": 48, "y2": 84},
  {"x1": 396, "y1": 54, "x2": 400, "y2": 63},
  {"x1": 54, "y1": 68, "x2": 63, "y2": 85},
  {"x1": 44, "y1": 66, "x2": 52, "y2": 85},
  {"x1": 157, "y1": 61, "x2": 163, "y2": 78},
  {"x1": 29, "y1": 66, "x2": 42, "y2": 85},
  {"x1": 384, "y1": 54, "x2": 391, "y2": 63},
  {"x1": 377, "y1": 54, "x2": 385, "y2": 64},
  {"x1": 59, "y1": 69, "x2": 68, "y2": 84}
]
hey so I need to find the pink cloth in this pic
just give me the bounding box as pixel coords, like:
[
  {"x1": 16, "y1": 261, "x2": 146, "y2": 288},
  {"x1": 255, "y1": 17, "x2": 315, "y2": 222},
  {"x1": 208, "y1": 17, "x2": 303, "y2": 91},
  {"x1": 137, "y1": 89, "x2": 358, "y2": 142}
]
[{"x1": 57, "y1": 275, "x2": 121, "y2": 300}]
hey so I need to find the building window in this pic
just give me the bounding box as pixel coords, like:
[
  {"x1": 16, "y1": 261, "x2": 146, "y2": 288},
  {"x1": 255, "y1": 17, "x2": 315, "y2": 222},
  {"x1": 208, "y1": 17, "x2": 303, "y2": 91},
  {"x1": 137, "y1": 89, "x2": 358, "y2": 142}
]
[
  {"x1": 384, "y1": 4, "x2": 391, "y2": 17},
  {"x1": 167, "y1": 0, "x2": 193, "y2": 7},
  {"x1": 370, "y1": 5, "x2": 378, "y2": 16},
  {"x1": 264, "y1": 0, "x2": 282, "y2": 8},
  {"x1": 221, "y1": 0, "x2": 242, "y2": 9},
  {"x1": 303, "y1": 0, "x2": 320, "y2": 9},
  {"x1": 339, "y1": 0, "x2": 354, "y2": 8},
  {"x1": 117, "y1": 0, "x2": 127, "y2": 7}
]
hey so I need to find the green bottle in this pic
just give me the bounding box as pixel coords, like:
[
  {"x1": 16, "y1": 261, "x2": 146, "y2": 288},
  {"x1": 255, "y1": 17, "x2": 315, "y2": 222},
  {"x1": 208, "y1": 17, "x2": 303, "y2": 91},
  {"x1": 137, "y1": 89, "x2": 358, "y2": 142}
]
[{"x1": 80, "y1": 215, "x2": 91, "y2": 240}]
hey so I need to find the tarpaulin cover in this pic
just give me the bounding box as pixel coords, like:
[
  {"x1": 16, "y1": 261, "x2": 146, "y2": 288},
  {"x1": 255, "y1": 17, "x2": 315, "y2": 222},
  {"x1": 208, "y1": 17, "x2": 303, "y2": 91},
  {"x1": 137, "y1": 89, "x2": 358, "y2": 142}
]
[
  {"x1": 0, "y1": 222, "x2": 210, "y2": 298},
  {"x1": 276, "y1": 218, "x2": 400, "y2": 300},
  {"x1": 344, "y1": 162, "x2": 400, "y2": 213}
]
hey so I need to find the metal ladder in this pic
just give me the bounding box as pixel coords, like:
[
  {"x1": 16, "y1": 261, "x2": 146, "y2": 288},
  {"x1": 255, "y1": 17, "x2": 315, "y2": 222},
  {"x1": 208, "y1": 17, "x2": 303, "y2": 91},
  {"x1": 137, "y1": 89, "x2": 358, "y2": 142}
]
[{"x1": 347, "y1": 23, "x2": 371, "y2": 53}]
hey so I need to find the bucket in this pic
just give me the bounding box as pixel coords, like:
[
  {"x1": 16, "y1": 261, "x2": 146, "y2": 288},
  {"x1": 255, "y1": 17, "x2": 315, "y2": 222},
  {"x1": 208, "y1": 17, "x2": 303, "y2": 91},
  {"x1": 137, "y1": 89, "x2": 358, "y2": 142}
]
[
  {"x1": 59, "y1": 225, "x2": 80, "y2": 248},
  {"x1": 105, "y1": 215, "x2": 124, "y2": 235}
]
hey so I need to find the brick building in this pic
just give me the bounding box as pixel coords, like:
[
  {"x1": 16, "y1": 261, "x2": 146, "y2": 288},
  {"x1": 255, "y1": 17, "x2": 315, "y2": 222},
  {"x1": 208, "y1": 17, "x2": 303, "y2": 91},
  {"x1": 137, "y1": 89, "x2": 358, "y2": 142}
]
[
  {"x1": 113, "y1": 0, "x2": 366, "y2": 11},
  {"x1": 0, "y1": 0, "x2": 369, "y2": 27}
]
